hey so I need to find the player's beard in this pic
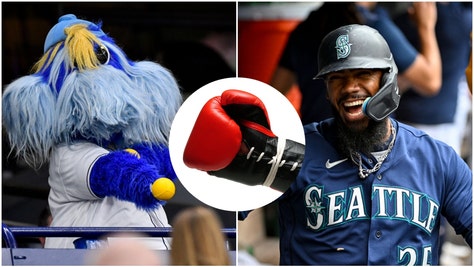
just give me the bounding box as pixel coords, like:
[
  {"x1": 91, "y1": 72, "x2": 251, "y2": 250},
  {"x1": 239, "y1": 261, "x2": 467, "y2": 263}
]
[{"x1": 333, "y1": 107, "x2": 388, "y2": 158}]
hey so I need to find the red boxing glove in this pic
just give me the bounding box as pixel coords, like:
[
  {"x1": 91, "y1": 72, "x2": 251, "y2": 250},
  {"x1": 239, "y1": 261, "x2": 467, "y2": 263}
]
[
  {"x1": 183, "y1": 89, "x2": 304, "y2": 192},
  {"x1": 182, "y1": 92, "x2": 243, "y2": 171}
]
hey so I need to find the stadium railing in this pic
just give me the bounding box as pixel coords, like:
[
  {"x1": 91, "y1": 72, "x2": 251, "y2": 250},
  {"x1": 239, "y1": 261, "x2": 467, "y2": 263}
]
[{"x1": 2, "y1": 223, "x2": 237, "y2": 265}]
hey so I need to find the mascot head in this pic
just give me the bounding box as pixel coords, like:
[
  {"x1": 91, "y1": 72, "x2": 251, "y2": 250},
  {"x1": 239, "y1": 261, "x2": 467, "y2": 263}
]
[{"x1": 2, "y1": 14, "x2": 182, "y2": 168}]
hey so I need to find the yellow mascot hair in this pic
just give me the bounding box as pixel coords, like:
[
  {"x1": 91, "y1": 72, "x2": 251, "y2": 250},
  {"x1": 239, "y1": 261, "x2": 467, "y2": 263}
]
[{"x1": 32, "y1": 24, "x2": 104, "y2": 73}]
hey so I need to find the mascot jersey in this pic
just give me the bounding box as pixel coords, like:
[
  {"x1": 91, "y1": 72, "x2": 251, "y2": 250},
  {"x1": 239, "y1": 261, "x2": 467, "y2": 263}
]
[
  {"x1": 46, "y1": 142, "x2": 171, "y2": 249},
  {"x1": 2, "y1": 14, "x2": 182, "y2": 248},
  {"x1": 278, "y1": 119, "x2": 472, "y2": 265}
]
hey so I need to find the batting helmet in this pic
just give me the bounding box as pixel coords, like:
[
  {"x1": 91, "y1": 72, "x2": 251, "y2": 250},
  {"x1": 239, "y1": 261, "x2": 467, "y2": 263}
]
[{"x1": 314, "y1": 24, "x2": 400, "y2": 122}]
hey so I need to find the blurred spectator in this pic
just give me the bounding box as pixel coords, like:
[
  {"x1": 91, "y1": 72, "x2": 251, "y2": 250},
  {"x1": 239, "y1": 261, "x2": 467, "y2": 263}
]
[
  {"x1": 466, "y1": 33, "x2": 472, "y2": 92},
  {"x1": 238, "y1": 206, "x2": 279, "y2": 265},
  {"x1": 37, "y1": 205, "x2": 52, "y2": 247},
  {"x1": 170, "y1": 206, "x2": 231, "y2": 265},
  {"x1": 357, "y1": 2, "x2": 442, "y2": 96},
  {"x1": 392, "y1": 2, "x2": 472, "y2": 157},
  {"x1": 270, "y1": 2, "x2": 364, "y2": 124},
  {"x1": 85, "y1": 233, "x2": 161, "y2": 265}
]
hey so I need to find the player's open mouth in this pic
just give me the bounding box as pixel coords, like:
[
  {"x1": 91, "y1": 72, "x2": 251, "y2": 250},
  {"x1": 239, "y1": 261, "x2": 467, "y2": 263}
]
[{"x1": 343, "y1": 99, "x2": 365, "y2": 115}]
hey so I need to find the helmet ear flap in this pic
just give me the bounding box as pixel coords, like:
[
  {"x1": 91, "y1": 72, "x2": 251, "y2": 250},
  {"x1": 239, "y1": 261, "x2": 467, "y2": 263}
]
[{"x1": 362, "y1": 66, "x2": 400, "y2": 121}]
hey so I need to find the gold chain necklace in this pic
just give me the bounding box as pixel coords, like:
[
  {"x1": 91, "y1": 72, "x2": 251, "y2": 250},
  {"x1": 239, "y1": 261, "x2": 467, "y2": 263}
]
[{"x1": 349, "y1": 124, "x2": 396, "y2": 179}]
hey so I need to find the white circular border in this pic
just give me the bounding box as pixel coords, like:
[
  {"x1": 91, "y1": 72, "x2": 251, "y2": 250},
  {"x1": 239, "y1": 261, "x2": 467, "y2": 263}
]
[{"x1": 169, "y1": 77, "x2": 305, "y2": 211}]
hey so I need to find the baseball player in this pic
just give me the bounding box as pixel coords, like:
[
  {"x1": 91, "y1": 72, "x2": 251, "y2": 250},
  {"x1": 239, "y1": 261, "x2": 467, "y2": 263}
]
[{"x1": 243, "y1": 24, "x2": 472, "y2": 265}]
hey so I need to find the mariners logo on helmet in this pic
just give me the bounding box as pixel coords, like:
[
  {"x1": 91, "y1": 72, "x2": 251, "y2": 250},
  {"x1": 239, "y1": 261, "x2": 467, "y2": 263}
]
[{"x1": 335, "y1": 34, "x2": 351, "y2": 59}]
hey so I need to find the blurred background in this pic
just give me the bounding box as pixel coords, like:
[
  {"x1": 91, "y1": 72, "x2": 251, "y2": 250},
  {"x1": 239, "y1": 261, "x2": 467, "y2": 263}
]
[{"x1": 2, "y1": 1, "x2": 236, "y2": 248}]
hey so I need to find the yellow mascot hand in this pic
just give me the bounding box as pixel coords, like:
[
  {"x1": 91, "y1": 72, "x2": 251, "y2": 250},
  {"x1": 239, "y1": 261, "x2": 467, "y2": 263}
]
[{"x1": 151, "y1": 178, "x2": 176, "y2": 201}]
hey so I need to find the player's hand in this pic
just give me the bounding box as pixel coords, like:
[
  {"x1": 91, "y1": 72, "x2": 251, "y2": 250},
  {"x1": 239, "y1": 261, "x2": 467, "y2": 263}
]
[{"x1": 409, "y1": 2, "x2": 437, "y2": 31}]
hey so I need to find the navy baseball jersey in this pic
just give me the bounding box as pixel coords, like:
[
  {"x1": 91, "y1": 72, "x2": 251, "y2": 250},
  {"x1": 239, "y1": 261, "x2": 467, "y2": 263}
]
[{"x1": 278, "y1": 118, "x2": 472, "y2": 265}]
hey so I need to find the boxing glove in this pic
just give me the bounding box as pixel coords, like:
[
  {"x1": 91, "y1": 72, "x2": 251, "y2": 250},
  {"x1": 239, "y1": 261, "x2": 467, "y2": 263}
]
[{"x1": 183, "y1": 89, "x2": 305, "y2": 192}]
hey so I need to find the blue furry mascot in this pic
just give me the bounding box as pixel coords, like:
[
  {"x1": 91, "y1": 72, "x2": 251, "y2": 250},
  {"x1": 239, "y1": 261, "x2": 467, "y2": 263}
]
[{"x1": 2, "y1": 14, "x2": 182, "y2": 248}]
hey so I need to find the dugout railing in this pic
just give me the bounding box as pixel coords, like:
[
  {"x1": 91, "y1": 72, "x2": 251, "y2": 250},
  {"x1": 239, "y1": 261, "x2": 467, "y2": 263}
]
[{"x1": 2, "y1": 223, "x2": 237, "y2": 265}]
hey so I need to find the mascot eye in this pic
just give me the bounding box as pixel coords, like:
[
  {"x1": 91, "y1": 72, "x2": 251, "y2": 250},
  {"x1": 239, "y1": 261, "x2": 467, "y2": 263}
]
[{"x1": 95, "y1": 44, "x2": 110, "y2": 65}]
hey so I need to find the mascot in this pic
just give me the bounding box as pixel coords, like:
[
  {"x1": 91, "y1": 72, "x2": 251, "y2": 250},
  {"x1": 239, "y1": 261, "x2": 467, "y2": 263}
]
[{"x1": 2, "y1": 14, "x2": 182, "y2": 248}]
